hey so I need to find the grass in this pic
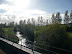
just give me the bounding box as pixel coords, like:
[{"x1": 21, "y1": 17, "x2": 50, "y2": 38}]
[
  {"x1": 3, "y1": 27, "x2": 19, "y2": 43},
  {"x1": 3, "y1": 27, "x2": 14, "y2": 32},
  {"x1": 67, "y1": 32, "x2": 72, "y2": 38}
]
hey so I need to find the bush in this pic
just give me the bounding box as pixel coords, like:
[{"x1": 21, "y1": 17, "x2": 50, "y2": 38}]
[{"x1": 35, "y1": 24, "x2": 70, "y2": 49}]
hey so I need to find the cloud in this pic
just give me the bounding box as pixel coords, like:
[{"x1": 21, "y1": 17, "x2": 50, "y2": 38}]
[
  {"x1": 0, "y1": 0, "x2": 10, "y2": 5},
  {"x1": 16, "y1": 9, "x2": 47, "y2": 17},
  {"x1": 0, "y1": 1, "x2": 48, "y2": 23},
  {"x1": 0, "y1": 0, "x2": 64, "y2": 24},
  {"x1": 0, "y1": 4, "x2": 9, "y2": 10},
  {"x1": 56, "y1": 10, "x2": 61, "y2": 12},
  {"x1": 0, "y1": 9, "x2": 7, "y2": 13},
  {"x1": 0, "y1": 14, "x2": 9, "y2": 23}
]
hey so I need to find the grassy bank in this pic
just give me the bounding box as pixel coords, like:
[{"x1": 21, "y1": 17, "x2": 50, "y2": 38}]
[{"x1": 3, "y1": 27, "x2": 19, "y2": 43}]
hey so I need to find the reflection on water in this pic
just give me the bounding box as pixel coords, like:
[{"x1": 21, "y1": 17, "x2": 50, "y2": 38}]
[{"x1": 16, "y1": 31, "x2": 26, "y2": 46}]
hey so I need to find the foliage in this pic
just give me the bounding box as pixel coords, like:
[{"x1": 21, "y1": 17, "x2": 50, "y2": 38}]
[
  {"x1": 19, "y1": 24, "x2": 34, "y2": 42},
  {"x1": 56, "y1": 12, "x2": 62, "y2": 24},
  {"x1": 64, "y1": 10, "x2": 69, "y2": 24},
  {"x1": 70, "y1": 10, "x2": 72, "y2": 23},
  {"x1": 3, "y1": 27, "x2": 19, "y2": 43},
  {"x1": 0, "y1": 27, "x2": 5, "y2": 38},
  {"x1": 51, "y1": 12, "x2": 62, "y2": 24},
  {"x1": 34, "y1": 24, "x2": 71, "y2": 50},
  {"x1": 14, "y1": 26, "x2": 17, "y2": 34}
]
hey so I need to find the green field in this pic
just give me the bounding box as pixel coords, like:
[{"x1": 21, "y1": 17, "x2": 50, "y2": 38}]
[{"x1": 3, "y1": 27, "x2": 19, "y2": 43}]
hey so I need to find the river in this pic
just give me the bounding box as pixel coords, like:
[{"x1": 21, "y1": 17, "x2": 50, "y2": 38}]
[{"x1": 16, "y1": 31, "x2": 26, "y2": 46}]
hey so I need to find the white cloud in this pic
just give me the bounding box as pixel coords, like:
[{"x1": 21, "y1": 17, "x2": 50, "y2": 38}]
[
  {"x1": 0, "y1": 4, "x2": 9, "y2": 10},
  {"x1": 15, "y1": 9, "x2": 47, "y2": 17},
  {"x1": 0, "y1": 3, "x2": 48, "y2": 23},
  {"x1": 0, "y1": 0, "x2": 65, "y2": 24},
  {"x1": 6, "y1": 0, "x2": 13, "y2": 2},
  {"x1": 0, "y1": 0, "x2": 47, "y2": 16}
]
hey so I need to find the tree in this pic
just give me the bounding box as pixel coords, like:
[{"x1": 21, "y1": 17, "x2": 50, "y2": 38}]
[
  {"x1": 46, "y1": 19, "x2": 48, "y2": 25},
  {"x1": 31, "y1": 18, "x2": 35, "y2": 25},
  {"x1": 14, "y1": 26, "x2": 17, "y2": 34},
  {"x1": 35, "y1": 24, "x2": 69, "y2": 50},
  {"x1": 70, "y1": 10, "x2": 72, "y2": 23},
  {"x1": 27, "y1": 19, "x2": 31, "y2": 24},
  {"x1": 23, "y1": 20, "x2": 26, "y2": 25},
  {"x1": 24, "y1": 25, "x2": 34, "y2": 41},
  {"x1": 64, "y1": 10, "x2": 69, "y2": 24},
  {"x1": 8, "y1": 21, "x2": 14, "y2": 27},
  {"x1": 51, "y1": 13, "x2": 56, "y2": 24},
  {"x1": 19, "y1": 20, "x2": 23, "y2": 34},
  {"x1": 4, "y1": 23, "x2": 6, "y2": 27},
  {"x1": 15, "y1": 22, "x2": 17, "y2": 27},
  {"x1": 37, "y1": 17, "x2": 40, "y2": 26},
  {"x1": 56, "y1": 12, "x2": 62, "y2": 24},
  {"x1": 18, "y1": 19, "x2": 34, "y2": 42},
  {"x1": 0, "y1": 27, "x2": 5, "y2": 38},
  {"x1": 40, "y1": 16, "x2": 44, "y2": 26},
  {"x1": 19, "y1": 20, "x2": 23, "y2": 26}
]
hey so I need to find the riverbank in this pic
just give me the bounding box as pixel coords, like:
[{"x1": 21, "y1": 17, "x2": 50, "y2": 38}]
[{"x1": 3, "y1": 27, "x2": 19, "y2": 43}]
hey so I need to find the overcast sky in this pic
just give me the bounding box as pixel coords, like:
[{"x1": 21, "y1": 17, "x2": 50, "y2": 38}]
[{"x1": 0, "y1": 0, "x2": 72, "y2": 23}]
